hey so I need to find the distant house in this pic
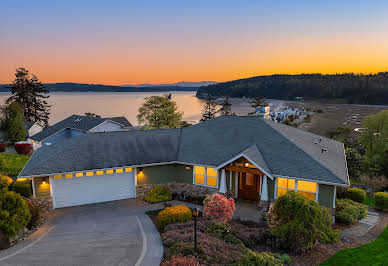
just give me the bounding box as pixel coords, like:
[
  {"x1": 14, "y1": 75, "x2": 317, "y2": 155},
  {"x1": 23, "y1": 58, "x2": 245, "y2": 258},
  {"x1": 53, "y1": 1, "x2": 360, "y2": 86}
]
[
  {"x1": 25, "y1": 121, "x2": 44, "y2": 138},
  {"x1": 28, "y1": 115, "x2": 132, "y2": 148},
  {"x1": 255, "y1": 106, "x2": 270, "y2": 119}
]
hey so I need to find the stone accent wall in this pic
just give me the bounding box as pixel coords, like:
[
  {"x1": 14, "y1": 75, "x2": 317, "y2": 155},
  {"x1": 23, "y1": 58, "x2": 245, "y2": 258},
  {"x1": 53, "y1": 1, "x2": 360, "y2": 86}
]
[
  {"x1": 136, "y1": 182, "x2": 219, "y2": 202},
  {"x1": 35, "y1": 197, "x2": 53, "y2": 210}
]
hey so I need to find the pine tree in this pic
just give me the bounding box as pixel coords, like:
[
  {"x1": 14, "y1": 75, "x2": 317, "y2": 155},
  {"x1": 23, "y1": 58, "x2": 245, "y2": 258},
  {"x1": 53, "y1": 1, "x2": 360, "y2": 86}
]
[
  {"x1": 6, "y1": 68, "x2": 51, "y2": 127},
  {"x1": 219, "y1": 96, "x2": 232, "y2": 116},
  {"x1": 201, "y1": 95, "x2": 217, "y2": 121},
  {"x1": 3, "y1": 103, "x2": 26, "y2": 143}
]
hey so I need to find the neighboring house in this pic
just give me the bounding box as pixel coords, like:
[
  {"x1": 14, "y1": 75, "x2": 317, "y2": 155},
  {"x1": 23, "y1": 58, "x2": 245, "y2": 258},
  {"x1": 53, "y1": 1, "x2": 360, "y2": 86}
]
[
  {"x1": 28, "y1": 115, "x2": 132, "y2": 148},
  {"x1": 25, "y1": 121, "x2": 44, "y2": 138},
  {"x1": 18, "y1": 116, "x2": 349, "y2": 209},
  {"x1": 255, "y1": 106, "x2": 270, "y2": 120}
]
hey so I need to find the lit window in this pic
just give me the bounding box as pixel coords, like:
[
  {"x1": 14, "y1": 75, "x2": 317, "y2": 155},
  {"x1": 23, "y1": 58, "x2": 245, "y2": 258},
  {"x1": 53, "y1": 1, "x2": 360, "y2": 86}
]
[
  {"x1": 276, "y1": 177, "x2": 318, "y2": 201},
  {"x1": 193, "y1": 166, "x2": 217, "y2": 187},
  {"x1": 246, "y1": 173, "x2": 254, "y2": 186},
  {"x1": 194, "y1": 166, "x2": 205, "y2": 175},
  {"x1": 297, "y1": 180, "x2": 317, "y2": 200},
  {"x1": 206, "y1": 168, "x2": 218, "y2": 187},
  {"x1": 125, "y1": 168, "x2": 132, "y2": 172},
  {"x1": 116, "y1": 168, "x2": 123, "y2": 173},
  {"x1": 65, "y1": 173, "x2": 73, "y2": 178},
  {"x1": 86, "y1": 172, "x2": 94, "y2": 176},
  {"x1": 277, "y1": 178, "x2": 295, "y2": 189},
  {"x1": 106, "y1": 169, "x2": 114, "y2": 174},
  {"x1": 54, "y1": 175, "x2": 62, "y2": 179},
  {"x1": 194, "y1": 166, "x2": 205, "y2": 185},
  {"x1": 75, "y1": 172, "x2": 83, "y2": 177},
  {"x1": 96, "y1": 171, "x2": 104, "y2": 175}
]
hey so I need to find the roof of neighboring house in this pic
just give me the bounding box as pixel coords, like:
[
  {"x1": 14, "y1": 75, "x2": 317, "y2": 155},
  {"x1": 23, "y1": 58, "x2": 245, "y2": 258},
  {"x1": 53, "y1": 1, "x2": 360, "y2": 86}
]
[
  {"x1": 29, "y1": 115, "x2": 131, "y2": 141},
  {"x1": 25, "y1": 121, "x2": 36, "y2": 130},
  {"x1": 20, "y1": 116, "x2": 349, "y2": 185}
]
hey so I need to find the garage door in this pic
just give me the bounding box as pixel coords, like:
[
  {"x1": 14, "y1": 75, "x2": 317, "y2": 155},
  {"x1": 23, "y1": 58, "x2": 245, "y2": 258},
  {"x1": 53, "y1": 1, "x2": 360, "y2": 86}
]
[{"x1": 51, "y1": 171, "x2": 135, "y2": 209}]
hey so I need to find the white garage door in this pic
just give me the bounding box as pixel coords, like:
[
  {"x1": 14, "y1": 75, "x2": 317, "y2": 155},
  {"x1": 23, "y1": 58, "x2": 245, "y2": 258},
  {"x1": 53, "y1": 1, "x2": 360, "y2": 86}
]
[{"x1": 51, "y1": 172, "x2": 136, "y2": 209}]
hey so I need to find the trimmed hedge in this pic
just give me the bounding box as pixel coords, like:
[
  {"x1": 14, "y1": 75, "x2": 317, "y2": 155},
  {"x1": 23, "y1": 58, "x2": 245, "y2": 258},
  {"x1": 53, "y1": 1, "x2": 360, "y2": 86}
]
[
  {"x1": 346, "y1": 188, "x2": 366, "y2": 203},
  {"x1": 236, "y1": 251, "x2": 283, "y2": 266},
  {"x1": 14, "y1": 143, "x2": 33, "y2": 155},
  {"x1": 0, "y1": 174, "x2": 13, "y2": 190},
  {"x1": 144, "y1": 185, "x2": 172, "y2": 203},
  {"x1": 157, "y1": 205, "x2": 192, "y2": 229},
  {"x1": 12, "y1": 179, "x2": 33, "y2": 198},
  {"x1": 335, "y1": 199, "x2": 368, "y2": 224},
  {"x1": 373, "y1": 192, "x2": 388, "y2": 211},
  {"x1": 0, "y1": 191, "x2": 31, "y2": 238}
]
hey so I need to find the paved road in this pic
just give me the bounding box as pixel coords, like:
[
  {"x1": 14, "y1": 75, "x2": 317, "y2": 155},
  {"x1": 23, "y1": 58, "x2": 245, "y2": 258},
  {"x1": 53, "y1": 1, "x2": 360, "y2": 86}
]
[{"x1": 0, "y1": 199, "x2": 163, "y2": 266}]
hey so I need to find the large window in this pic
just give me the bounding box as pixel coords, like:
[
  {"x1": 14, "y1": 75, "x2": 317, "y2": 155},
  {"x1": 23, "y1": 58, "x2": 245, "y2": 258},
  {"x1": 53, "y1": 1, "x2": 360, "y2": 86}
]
[
  {"x1": 276, "y1": 177, "x2": 317, "y2": 201},
  {"x1": 193, "y1": 166, "x2": 218, "y2": 187}
]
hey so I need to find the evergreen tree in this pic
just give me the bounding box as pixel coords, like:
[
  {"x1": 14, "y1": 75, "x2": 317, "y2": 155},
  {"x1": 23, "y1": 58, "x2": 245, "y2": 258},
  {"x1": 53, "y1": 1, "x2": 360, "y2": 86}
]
[
  {"x1": 85, "y1": 112, "x2": 101, "y2": 118},
  {"x1": 137, "y1": 94, "x2": 183, "y2": 129},
  {"x1": 3, "y1": 103, "x2": 26, "y2": 143},
  {"x1": 201, "y1": 95, "x2": 217, "y2": 121},
  {"x1": 7, "y1": 68, "x2": 51, "y2": 127},
  {"x1": 219, "y1": 96, "x2": 232, "y2": 116}
]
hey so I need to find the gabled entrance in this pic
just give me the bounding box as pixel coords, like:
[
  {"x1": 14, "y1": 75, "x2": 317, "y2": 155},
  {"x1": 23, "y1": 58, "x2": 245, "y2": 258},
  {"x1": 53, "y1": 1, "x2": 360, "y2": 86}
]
[{"x1": 238, "y1": 172, "x2": 260, "y2": 201}]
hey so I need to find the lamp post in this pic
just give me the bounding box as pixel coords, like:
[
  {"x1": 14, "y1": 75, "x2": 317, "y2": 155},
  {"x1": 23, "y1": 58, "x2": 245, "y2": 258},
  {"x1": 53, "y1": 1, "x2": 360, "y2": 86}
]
[{"x1": 192, "y1": 207, "x2": 199, "y2": 253}]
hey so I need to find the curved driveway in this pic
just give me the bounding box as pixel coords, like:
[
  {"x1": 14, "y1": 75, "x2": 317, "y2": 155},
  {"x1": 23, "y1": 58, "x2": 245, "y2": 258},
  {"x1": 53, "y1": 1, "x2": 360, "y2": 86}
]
[{"x1": 0, "y1": 199, "x2": 163, "y2": 266}]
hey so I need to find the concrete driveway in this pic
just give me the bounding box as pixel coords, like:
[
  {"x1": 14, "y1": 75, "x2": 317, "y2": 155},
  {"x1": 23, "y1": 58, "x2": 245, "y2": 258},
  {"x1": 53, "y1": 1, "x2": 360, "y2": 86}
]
[{"x1": 0, "y1": 199, "x2": 163, "y2": 266}]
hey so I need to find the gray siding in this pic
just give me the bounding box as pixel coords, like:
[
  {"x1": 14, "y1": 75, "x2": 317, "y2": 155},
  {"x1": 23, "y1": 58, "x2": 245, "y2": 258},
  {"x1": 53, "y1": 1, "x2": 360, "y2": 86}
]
[
  {"x1": 318, "y1": 184, "x2": 335, "y2": 208},
  {"x1": 268, "y1": 177, "x2": 275, "y2": 199},
  {"x1": 138, "y1": 164, "x2": 193, "y2": 185}
]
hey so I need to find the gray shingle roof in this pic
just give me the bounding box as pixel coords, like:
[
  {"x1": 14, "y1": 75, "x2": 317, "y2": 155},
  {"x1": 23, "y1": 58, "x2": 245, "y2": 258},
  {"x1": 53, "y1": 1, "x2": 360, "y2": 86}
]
[
  {"x1": 108, "y1": 117, "x2": 132, "y2": 127},
  {"x1": 24, "y1": 121, "x2": 36, "y2": 130},
  {"x1": 20, "y1": 116, "x2": 349, "y2": 185}
]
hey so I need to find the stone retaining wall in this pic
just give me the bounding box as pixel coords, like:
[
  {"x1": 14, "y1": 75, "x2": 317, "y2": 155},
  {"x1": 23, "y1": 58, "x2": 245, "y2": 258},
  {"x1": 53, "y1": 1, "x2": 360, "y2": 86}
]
[{"x1": 35, "y1": 197, "x2": 53, "y2": 210}]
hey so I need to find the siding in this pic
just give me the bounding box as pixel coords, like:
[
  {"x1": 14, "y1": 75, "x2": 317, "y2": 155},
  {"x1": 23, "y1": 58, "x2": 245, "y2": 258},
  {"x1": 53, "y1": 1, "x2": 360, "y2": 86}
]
[
  {"x1": 318, "y1": 184, "x2": 335, "y2": 208},
  {"x1": 43, "y1": 128, "x2": 85, "y2": 144},
  {"x1": 33, "y1": 177, "x2": 51, "y2": 198},
  {"x1": 138, "y1": 164, "x2": 193, "y2": 185},
  {"x1": 89, "y1": 121, "x2": 123, "y2": 132},
  {"x1": 268, "y1": 177, "x2": 275, "y2": 199}
]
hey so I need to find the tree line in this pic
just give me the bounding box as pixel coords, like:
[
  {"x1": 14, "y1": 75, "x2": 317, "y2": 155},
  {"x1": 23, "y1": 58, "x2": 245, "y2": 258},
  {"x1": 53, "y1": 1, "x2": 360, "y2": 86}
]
[{"x1": 197, "y1": 73, "x2": 388, "y2": 105}]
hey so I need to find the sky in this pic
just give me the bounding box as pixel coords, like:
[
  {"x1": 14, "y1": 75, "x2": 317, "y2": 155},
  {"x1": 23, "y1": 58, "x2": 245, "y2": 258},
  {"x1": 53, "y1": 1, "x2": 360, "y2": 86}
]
[{"x1": 1, "y1": 0, "x2": 388, "y2": 85}]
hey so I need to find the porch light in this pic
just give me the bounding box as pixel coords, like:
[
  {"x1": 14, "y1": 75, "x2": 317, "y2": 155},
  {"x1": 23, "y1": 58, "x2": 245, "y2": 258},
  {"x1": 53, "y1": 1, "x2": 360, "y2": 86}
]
[
  {"x1": 185, "y1": 166, "x2": 191, "y2": 170},
  {"x1": 245, "y1": 162, "x2": 249, "y2": 167},
  {"x1": 42, "y1": 181, "x2": 47, "y2": 184}
]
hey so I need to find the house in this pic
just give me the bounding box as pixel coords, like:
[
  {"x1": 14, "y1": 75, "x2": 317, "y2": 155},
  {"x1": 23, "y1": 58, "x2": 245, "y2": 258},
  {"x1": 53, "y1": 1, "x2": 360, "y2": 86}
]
[
  {"x1": 255, "y1": 106, "x2": 270, "y2": 119},
  {"x1": 18, "y1": 116, "x2": 349, "y2": 210},
  {"x1": 25, "y1": 121, "x2": 44, "y2": 138},
  {"x1": 28, "y1": 115, "x2": 132, "y2": 148}
]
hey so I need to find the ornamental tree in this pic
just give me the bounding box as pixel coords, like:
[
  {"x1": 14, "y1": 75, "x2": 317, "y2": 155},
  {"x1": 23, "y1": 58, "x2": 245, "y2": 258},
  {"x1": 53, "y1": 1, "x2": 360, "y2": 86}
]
[{"x1": 203, "y1": 193, "x2": 235, "y2": 222}]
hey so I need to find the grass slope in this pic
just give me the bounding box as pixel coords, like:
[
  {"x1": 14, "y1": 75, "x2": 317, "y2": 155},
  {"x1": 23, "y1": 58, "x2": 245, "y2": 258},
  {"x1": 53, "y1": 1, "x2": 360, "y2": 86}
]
[
  {"x1": 0, "y1": 153, "x2": 30, "y2": 176},
  {"x1": 321, "y1": 225, "x2": 388, "y2": 266}
]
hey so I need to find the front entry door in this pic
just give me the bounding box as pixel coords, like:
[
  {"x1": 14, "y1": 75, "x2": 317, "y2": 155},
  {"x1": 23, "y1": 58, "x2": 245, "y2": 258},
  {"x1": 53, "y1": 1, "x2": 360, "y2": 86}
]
[{"x1": 238, "y1": 172, "x2": 260, "y2": 201}]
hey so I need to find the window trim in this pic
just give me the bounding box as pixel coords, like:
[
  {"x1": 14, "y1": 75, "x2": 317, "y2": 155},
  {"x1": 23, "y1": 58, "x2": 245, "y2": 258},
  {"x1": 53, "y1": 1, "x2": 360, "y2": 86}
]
[{"x1": 193, "y1": 166, "x2": 219, "y2": 188}]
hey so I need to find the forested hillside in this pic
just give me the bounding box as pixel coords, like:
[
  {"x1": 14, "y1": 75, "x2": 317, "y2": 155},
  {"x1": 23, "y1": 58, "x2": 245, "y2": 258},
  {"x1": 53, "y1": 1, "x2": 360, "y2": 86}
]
[{"x1": 196, "y1": 73, "x2": 388, "y2": 105}]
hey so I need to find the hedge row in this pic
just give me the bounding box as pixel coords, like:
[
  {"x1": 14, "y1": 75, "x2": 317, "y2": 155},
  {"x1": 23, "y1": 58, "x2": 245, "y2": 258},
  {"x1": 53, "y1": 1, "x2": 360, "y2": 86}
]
[{"x1": 335, "y1": 199, "x2": 368, "y2": 224}]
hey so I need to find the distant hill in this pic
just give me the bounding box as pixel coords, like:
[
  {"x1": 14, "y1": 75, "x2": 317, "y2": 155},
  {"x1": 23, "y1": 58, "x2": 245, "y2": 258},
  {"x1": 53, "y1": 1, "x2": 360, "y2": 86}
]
[
  {"x1": 123, "y1": 81, "x2": 218, "y2": 87},
  {"x1": 0, "y1": 82, "x2": 198, "y2": 92},
  {"x1": 196, "y1": 73, "x2": 388, "y2": 105}
]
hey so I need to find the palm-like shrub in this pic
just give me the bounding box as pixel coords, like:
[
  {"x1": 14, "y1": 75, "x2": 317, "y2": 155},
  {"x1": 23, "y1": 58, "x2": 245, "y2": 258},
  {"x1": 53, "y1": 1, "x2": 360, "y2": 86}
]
[
  {"x1": 267, "y1": 191, "x2": 338, "y2": 251},
  {"x1": 203, "y1": 193, "x2": 235, "y2": 222},
  {"x1": 0, "y1": 175, "x2": 13, "y2": 190},
  {"x1": 157, "y1": 205, "x2": 192, "y2": 229},
  {"x1": 374, "y1": 192, "x2": 388, "y2": 211},
  {"x1": 0, "y1": 191, "x2": 31, "y2": 238},
  {"x1": 144, "y1": 185, "x2": 172, "y2": 203}
]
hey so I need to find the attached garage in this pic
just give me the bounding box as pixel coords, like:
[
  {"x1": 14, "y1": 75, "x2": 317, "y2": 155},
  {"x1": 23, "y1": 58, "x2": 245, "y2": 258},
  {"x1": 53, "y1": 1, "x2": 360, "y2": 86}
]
[{"x1": 50, "y1": 171, "x2": 136, "y2": 209}]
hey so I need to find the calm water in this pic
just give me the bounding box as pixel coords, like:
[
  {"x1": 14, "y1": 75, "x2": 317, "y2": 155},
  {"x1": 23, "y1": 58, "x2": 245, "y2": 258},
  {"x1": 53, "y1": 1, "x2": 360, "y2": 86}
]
[{"x1": 0, "y1": 91, "x2": 205, "y2": 126}]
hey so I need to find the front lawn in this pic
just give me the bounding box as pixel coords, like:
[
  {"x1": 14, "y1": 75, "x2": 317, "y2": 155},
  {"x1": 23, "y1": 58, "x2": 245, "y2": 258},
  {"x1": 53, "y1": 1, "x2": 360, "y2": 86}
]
[
  {"x1": 363, "y1": 195, "x2": 375, "y2": 207},
  {"x1": 320, "y1": 225, "x2": 388, "y2": 266},
  {"x1": 0, "y1": 153, "x2": 30, "y2": 176}
]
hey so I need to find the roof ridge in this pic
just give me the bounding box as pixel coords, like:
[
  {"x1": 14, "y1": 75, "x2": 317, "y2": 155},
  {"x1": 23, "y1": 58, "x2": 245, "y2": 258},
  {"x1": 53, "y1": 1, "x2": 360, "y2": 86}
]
[
  {"x1": 251, "y1": 143, "x2": 272, "y2": 175},
  {"x1": 175, "y1": 127, "x2": 184, "y2": 161}
]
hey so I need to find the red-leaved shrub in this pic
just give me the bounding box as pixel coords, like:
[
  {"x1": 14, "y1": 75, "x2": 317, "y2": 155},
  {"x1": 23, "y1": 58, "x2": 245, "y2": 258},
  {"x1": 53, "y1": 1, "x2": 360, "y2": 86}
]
[
  {"x1": 161, "y1": 255, "x2": 201, "y2": 266},
  {"x1": 14, "y1": 143, "x2": 32, "y2": 155},
  {"x1": 203, "y1": 193, "x2": 235, "y2": 222},
  {"x1": 0, "y1": 142, "x2": 5, "y2": 153}
]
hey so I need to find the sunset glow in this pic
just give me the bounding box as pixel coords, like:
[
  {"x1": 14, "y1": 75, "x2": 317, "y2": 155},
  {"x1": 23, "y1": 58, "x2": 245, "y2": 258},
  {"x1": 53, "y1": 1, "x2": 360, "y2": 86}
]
[{"x1": 1, "y1": 0, "x2": 388, "y2": 85}]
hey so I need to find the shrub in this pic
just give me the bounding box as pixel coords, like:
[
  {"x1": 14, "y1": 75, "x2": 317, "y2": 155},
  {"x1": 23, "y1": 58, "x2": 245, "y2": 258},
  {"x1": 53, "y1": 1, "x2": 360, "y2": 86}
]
[
  {"x1": 374, "y1": 192, "x2": 388, "y2": 211},
  {"x1": 0, "y1": 174, "x2": 13, "y2": 190},
  {"x1": 360, "y1": 176, "x2": 388, "y2": 192},
  {"x1": 267, "y1": 191, "x2": 338, "y2": 251},
  {"x1": 144, "y1": 185, "x2": 172, "y2": 203},
  {"x1": 0, "y1": 191, "x2": 31, "y2": 238},
  {"x1": 25, "y1": 198, "x2": 45, "y2": 230},
  {"x1": 14, "y1": 143, "x2": 33, "y2": 155},
  {"x1": 335, "y1": 199, "x2": 368, "y2": 224},
  {"x1": 274, "y1": 253, "x2": 291, "y2": 264},
  {"x1": 0, "y1": 142, "x2": 5, "y2": 153},
  {"x1": 203, "y1": 193, "x2": 235, "y2": 222},
  {"x1": 161, "y1": 255, "x2": 201, "y2": 266},
  {"x1": 346, "y1": 187, "x2": 366, "y2": 203},
  {"x1": 206, "y1": 221, "x2": 242, "y2": 244},
  {"x1": 157, "y1": 205, "x2": 192, "y2": 229},
  {"x1": 236, "y1": 251, "x2": 283, "y2": 266},
  {"x1": 11, "y1": 179, "x2": 33, "y2": 198}
]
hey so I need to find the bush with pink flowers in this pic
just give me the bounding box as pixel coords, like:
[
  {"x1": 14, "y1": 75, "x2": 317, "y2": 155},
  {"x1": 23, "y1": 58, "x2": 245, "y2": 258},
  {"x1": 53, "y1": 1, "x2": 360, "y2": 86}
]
[
  {"x1": 203, "y1": 193, "x2": 235, "y2": 222},
  {"x1": 161, "y1": 255, "x2": 201, "y2": 266}
]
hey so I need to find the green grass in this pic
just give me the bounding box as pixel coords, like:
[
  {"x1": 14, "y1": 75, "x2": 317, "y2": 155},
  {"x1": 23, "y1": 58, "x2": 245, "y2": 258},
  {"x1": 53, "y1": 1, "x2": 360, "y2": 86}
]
[
  {"x1": 363, "y1": 195, "x2": 376, "y2": 207},
  {"x1": 0, "y1": 153, "x2": 30, "y2": 176},
  {"x1": 321, "y1": 225, "x2": 388, "y2": 266}
]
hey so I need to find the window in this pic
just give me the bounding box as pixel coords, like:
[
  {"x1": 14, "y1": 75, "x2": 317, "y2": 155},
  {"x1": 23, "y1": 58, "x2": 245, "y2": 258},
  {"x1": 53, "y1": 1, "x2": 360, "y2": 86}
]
[
  {"x1": 276, "y1": 177, "x2": 318, "y2": 201},
  {"x1": 106, "y1": 169, "x2": 114, "y2": 174},
  {"x1": 86, "y1": 171, "x2": 94, "y2": 176},
  {"x1": 193, "y1": 166, "x2": 218, "y2": 187},
  {"x1": 116, "y1": 168, "x2": 123, "y2": 173},
  {"x1": 96, "y1": 170, "x2": 104, "y2": 175},
  {"x1": 65, "y1": 173, "x2": 73, "y2": 179},
  {"x1": 54, "y1": 174, "x2": 62, "y2": 179},
  {"x1": 125, "y1": 168, "x2": 132, "y2": 172},
  {"x1": 75, "y1": 172, "x2": 83, "y2": 177}
]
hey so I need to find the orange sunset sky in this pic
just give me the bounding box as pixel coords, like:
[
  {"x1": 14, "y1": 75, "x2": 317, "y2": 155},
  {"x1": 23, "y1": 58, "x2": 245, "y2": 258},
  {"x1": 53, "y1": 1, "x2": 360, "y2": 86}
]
[{"x1": 1, "y1": 0, "x2": 388, "y2": 85}]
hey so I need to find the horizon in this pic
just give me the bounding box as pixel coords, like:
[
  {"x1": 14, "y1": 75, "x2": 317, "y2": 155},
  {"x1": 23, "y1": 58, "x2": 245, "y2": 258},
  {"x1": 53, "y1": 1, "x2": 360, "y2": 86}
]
[{"x1": 1, "y1": 0, "x2": 388, "y2": 85}]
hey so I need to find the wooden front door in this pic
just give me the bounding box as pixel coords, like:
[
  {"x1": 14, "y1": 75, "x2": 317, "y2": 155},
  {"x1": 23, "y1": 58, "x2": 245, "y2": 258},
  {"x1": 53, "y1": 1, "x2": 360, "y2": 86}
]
[{"x1": 238, "y1": 172, "x2": 260, "y2": 201}]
